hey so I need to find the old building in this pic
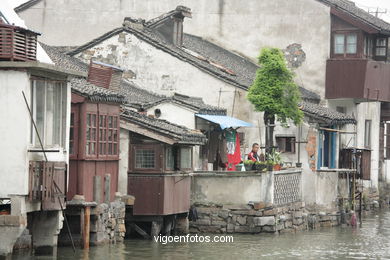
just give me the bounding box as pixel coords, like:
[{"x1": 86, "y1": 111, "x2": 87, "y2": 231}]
[{"x1": 0, "y1": 4, "x2": 79, "y2": 256}]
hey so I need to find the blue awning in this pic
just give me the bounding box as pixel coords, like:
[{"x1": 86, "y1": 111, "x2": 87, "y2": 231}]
[{"x1": 196, "y1": 114, "x2": 253, "y2": 129}]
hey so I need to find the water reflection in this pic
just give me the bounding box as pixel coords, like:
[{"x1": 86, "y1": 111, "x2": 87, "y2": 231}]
[{"x1": 12, "y1": 210, "x2": 390, "y2": 260}]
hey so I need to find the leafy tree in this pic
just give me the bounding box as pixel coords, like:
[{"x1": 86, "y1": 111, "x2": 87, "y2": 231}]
[{"x1": 248, "y1": 47, "x2": 303, "y2": 153}]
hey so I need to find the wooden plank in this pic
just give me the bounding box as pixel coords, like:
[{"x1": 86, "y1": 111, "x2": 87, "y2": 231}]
[{"x1": 132, "y1": 223, "x2": 151, "y2": 239}]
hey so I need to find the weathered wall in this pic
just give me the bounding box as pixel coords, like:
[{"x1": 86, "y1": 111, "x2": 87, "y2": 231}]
[
  {"x1": 18, "y1": 0, "x2": 330, "y2": 97},
  {"x1": 119, "y1": 129, "x2": 129, "y2": 195},
  {"x1": 191, "y1": 172, "x2": 271, "y2": 205},
  {"x1": 74, "y1": 31, "x2": 263, "y2": 154},
  {"x1": 147, "y1": 103, "x2": 197, "y2": 129}
]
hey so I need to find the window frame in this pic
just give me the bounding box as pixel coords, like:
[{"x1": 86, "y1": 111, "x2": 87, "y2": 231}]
[
  {"x1": 178, "y1": 146, "x2": 193, "y2": 171},
  {"x1": 30, "y1": 78, "x2": 67, "y2": 149},
  {"x1": 374, "y1": 37, "x2": 388, "y2": 60},
  {"x1": 69, "y1": 105, "x2": 79, "y2": 159},
  {"x1": 276, "y1": 136, "x2": 296, "y2": 154},
  {"x1": 130, "y1": 144, "x2": 163, "y2": 173},
  {"x1": 331, "y1": 32, "x2": 360, "y2": 58}
]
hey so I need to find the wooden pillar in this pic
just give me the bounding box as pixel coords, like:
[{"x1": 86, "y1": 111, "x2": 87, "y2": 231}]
[{"x1": 82, "y1": 206, "x2": 90, "y2": 249}]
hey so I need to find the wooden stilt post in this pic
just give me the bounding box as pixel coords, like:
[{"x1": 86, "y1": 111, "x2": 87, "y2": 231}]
[{"x1": 82, "y1": 206, "x2": 90, "y2": 249}]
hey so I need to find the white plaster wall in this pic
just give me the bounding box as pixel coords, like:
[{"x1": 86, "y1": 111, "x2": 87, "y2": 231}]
[
  {"x1": 147, "y1": 103, "x2": 196, "y2": 129},
  {"x1": 0, "y1": 71, "x2": 31, "y2": 197},
  {"x1": 356, "y1": 102, "x2": 381, "y2": 189},
  {"x1": 19, "y1": 0, "x2": 331, "y2": 97},
  {"x1": 0, "y1": 70, "x2": 71, "y2": 198},
  {"x1": 191, "y1": 174, "x2": 269, "y2": 205},
  {"x1": 118, "y1": 129, "x2": 129, "y2": 195}
]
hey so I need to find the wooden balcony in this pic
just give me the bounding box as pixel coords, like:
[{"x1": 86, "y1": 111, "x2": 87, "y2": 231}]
[
  {"x1": 326, "y1": 59, "x2": 390, "y2": 102},
  {"x1": 29, "y1": 161, "x2": 67, "y2": 210},
  {"x1": 0, "y1": 23, "x2": 39, "y2": 62}
]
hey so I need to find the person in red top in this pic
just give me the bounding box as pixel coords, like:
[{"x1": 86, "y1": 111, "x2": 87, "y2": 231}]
[{"x1": 248, "y1": 143, "x2": 260, "y2": 162}]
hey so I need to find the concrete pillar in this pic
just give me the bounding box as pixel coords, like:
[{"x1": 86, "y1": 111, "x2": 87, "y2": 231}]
[
  {"x1": 93, "y1": 176, "x2": 102, "y2": 203},
  {"x1": 105, "y1": 174, "x2": 111, "y2": 204},
  {"x1": 0, "y1": 216, "x2": 26, "y2": 257},
  {"x1": 31, "y1": 210, "x2": 63, "y2": 256}
]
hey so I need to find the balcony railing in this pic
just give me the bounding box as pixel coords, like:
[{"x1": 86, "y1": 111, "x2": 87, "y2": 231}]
[
  {"x1": 29, "y1": 161, "x2": 67, "y2": 210},
  {"x1": 326, "y1": 59, "x2": 390, "y2": 102},
  {"x1": 0, "y1": 23, "x2": 39, "y2": 62}
]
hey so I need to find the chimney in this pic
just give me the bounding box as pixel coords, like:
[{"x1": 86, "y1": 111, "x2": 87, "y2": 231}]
[
  {"x1": 87, "y1": 60, "x2": 123, "y2": 92},
  {"x1": 172, "y1": 6, "x2": 191, "y2": 47},
  {"x1": 147, "y1": 6, "x2": 192, "y2": 47}
]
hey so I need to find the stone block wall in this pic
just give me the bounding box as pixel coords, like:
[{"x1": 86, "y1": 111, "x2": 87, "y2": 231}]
[
  {"x1": 189, "y1": 202, "x2": 340, "y2": 234},
  {"x1": 90, "y1": 201, "x2": 126, "y2": 245}
]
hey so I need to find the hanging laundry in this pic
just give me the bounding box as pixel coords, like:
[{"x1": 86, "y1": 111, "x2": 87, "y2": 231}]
[{"x1": 227, "y1": 132, "x2": 242, "y2": 171}]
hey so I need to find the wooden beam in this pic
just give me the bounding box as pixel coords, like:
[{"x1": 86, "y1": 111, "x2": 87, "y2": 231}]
[
  {"x1": 82, "y1": 206, "x2": 91, "y2": 249},
  {"x1": 319, "y1": 127, "x2": 357, "y2": 134},
  {"x1": 132, "y1": 223, "x2": 151, "y2": 239},
  {"x1": 331, "y1": 7, "x2": 380, "y2": 34},
  {"x1": 120, "y1": 120, "x2": 176, "y2": 145}
]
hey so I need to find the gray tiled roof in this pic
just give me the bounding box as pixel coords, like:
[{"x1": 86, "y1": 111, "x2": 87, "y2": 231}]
[
  {"x1": 40, "y1": 43, "x2": 88, "y2": 74},
  {"x1": 120, "y1": 81, "x2": 226, "y2": 115},
  {"x1": 319, "y1": 0, "x2": 390, "y2": 34},
  {"x1": 300, "y1": 101, "x2": 356, "y2": 125},
  {"x1": 183, "y1": 33, "x2": 258, "y2": 88},
  {"x1": 70, "y1": 77, "x2": 125, "y2": 103},
  {"x1": 121, "y1": 108, "x2": 207, "y2": 145}
]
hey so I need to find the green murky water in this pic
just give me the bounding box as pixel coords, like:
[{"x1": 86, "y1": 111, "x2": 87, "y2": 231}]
[{"x1": 12, "y1": 210, "x2": 390, "y2": 260}]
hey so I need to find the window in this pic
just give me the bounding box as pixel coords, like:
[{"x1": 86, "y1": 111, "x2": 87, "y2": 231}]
[
  {"x1": 333, "y1": 33, "x2": 357, "y2": 55},
  {"x1": 86, "y1": 113, "x2": 97, "y2": 155},
  {"x1": 276, "y1": 137, "x2": 296, "y2": 153},
  {"x1": 346, "y1": 34, "x2": 357, "y2": 54},
  {"x1": 135, "y1": 149, "x2": 156, "y2": 169},
  {"x1": 334, "y1": 34, "x2": 345, "y2": 54},
  {"x1": 107, "y1": 116, "x2": 119, "y2": 155},
  {"x1": 318, "y1": 129, "x2": 337, "y2": 169},
  {"x1": 375, "y1": 38, "x2": 387, "y2": 56},
  {"x1": 30, "y1": 80, "x2": 67, "y2": 148},
  {"x1": 364, "y1": 36, "x2": 373, "y2": 57},
  {"x1": 365, "y1": 120, "x2": 372, "y2": 148},
  {"x1": 99, "y1": 114, "x2": 107, "y2": 155},
  {"x1": 180, "y1": 147, "x2": 192, "y2": 169},
  {"x1": 166, "y1": 147, "x2": 175, "y2": 170}
]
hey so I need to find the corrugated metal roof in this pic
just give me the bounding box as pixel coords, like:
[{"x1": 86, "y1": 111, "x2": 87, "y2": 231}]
[{"x1": 196, "y1": 114, "x2": 253, "y2": 129}]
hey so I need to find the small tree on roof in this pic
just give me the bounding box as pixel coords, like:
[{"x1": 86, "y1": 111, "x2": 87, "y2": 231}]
[{"x1": 248, "y1": 47, "x2": 303, "y2": 155}]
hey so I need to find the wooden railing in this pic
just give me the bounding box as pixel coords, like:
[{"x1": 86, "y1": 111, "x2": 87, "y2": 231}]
[
  {"x1": 0, "y1": 23, "x2": 38, "y2": 61},
  {"x1": 29, "y1": 161, "x2": 67, "y2": 210}
]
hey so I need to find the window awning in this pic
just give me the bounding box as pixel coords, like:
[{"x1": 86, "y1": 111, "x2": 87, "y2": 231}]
[{"x1": 196, "y1": 114, "x2": 253, "y2": 129}]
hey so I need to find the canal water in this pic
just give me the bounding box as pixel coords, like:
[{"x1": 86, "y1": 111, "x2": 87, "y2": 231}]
[{"x1": 12, "y1": 210, "x2": 390, "y2": 260}]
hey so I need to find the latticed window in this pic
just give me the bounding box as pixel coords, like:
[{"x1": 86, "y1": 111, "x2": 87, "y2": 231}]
[
  {"x1": 135, "y1": 149, "x2": 156, "y2": 169},
  {"x1": 99, "y1": 114, "x2": 107, "y2": 155},
  {"x1": 86, "y1": 113, "x2": 97, "y2": 155},
  {"x1": 107, "y1": 116, "x2": 119, "y2": 155}
]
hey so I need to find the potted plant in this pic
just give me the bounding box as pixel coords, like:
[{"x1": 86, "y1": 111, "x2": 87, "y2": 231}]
[
  {"x1": 243, "y1": 160, "x2": 254, "y2": 171},
  {"x1": 268, "y1": 150, "x2": 282, "y2": 171},
  {"x1": 254, "y1": 161, "x2": 267, "y2": 172}
]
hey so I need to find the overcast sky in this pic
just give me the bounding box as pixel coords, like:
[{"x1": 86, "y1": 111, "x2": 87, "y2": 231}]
[{"x1": 7, "y1": 0, "x2": 390, "y2": 23}]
